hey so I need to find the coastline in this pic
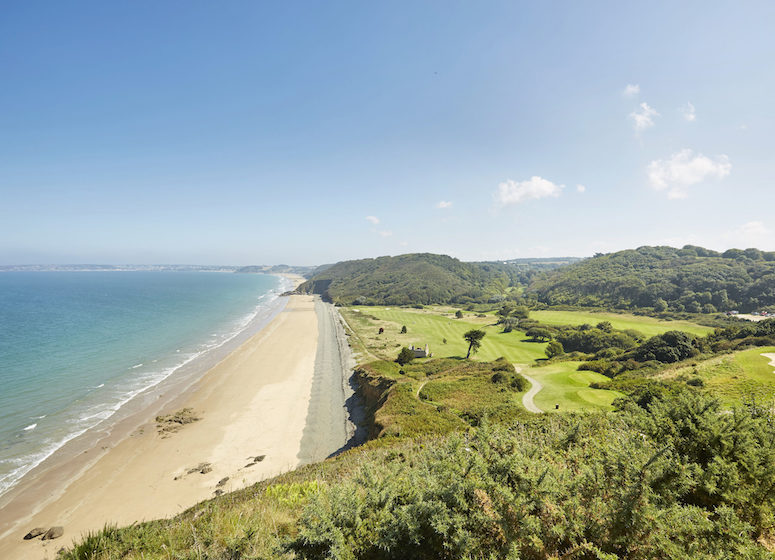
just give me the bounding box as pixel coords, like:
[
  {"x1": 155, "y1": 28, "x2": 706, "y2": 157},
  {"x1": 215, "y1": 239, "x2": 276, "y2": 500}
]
[{"x1": 0, "y1": 281, "x2": 354, "y2": 558}]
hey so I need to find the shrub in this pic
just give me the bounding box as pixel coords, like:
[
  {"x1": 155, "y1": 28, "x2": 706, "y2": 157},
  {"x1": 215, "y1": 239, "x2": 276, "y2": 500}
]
[
  {"x1": 545, "y1": 340, "x2": 564, "y2": 358},
  {"x1": 288, "y1": 394, "x2": 775, "y2": 559},
  {"x1": 396, "y1": 347, "x2": 415, "y2": 365}
]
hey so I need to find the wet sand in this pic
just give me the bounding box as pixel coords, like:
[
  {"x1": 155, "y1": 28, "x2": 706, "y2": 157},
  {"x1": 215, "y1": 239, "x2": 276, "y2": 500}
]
[{"x1": 0, "y1": 292, "x2": 355, "y2": 559}]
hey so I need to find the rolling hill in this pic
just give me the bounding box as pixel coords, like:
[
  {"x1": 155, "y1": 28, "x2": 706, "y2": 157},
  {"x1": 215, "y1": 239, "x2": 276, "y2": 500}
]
[
  {"x1": 297, "y1": 253, "x2": 527, "y2": 305},
  {"x1": 529, "y1": 245, "x2": 775, "y2": 313}
]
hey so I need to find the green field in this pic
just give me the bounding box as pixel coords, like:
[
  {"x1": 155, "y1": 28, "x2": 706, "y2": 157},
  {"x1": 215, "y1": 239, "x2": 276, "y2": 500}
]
[
  {"x1": 530, "y1": 310, "x2": 714, "y2": 337},
  {"x1": 663, "y1": 346, "x2": 775, "y2": 406},
  {"x1": 343, "y1": 306, "x2": 548, "y2": 363},
  {"x1": 528, "y1": 362, "x2": 624, "y2": 412},
  {"x1": 343, "y1": 306, "x2": 624, "y2": 413}
]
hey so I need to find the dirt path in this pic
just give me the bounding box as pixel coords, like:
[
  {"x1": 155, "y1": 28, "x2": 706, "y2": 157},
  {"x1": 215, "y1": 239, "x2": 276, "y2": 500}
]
[{"x1": 516, "y1": 365, "x2": 543, "y2": 414}]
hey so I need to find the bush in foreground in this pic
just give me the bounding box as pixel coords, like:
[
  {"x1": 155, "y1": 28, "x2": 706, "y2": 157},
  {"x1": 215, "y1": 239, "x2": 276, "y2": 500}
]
[
  {"x1": 60, "y1": 394, "x2": 775, "y2": 560},
  {"x1": 290, "y1": 394, "x2": 775, "y2": 559}
]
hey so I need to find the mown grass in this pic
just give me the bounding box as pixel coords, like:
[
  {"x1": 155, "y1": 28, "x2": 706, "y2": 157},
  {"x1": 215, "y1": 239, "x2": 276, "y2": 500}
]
[
  {"x1": 529, "y1": 361, "x2": 623, "y2": 412},
  {"x1": 342, "y1": 306, "x2": 547, "y2": 363},
  {"x1": 530, "y1": 309, "x2": 714, "y2": 337},
  {"x1": 660, "y1": 346, "x2": 775, "y2": 407},
  {"x1": 345, "y1": 307, "x2": 626, "y2": 415}
]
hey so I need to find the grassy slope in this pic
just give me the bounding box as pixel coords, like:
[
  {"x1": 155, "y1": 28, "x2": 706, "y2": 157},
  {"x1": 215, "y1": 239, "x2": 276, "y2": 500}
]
[
  {"x1": 659, "y1": 346, "x2": 775, "y2": 406},
  {"x1": 344, "y1": 306, "x2": 547, "y2": 363},
  {"x1": 343, "y1": 306, "x2": 622, "y2": 413},
  {"x1": 530, "y1": 309, "x2": 714, "y2": 337},
  {"x1": 529, "y1": 362, "x2": 624, "y2": 412}
]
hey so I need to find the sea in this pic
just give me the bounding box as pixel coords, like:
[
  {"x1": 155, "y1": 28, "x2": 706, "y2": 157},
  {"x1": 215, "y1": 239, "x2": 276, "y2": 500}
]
[{"x1": 0, "y1": 270, "x2": 289, "y2": 498}]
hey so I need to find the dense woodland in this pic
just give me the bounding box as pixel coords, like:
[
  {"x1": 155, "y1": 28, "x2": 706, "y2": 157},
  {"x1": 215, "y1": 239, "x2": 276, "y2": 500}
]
[
  {"x1": 298, "y1": 246, "x2": 775, "y2": 314},
  {"x1": 529, "y1": 245, "x2": 775, "y2": 313},
  {"x1": 297, "y1": 253, "x2": 531, "y2": 305}
]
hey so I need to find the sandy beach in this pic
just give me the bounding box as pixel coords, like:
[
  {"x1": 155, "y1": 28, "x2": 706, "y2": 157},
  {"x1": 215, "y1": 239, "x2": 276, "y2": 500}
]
[{"x1": 0, "y1": 291, "x2": 354, "y2": 559}]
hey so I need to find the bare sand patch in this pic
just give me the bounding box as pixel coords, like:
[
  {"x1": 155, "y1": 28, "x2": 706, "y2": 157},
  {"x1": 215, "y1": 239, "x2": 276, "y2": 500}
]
[{"x1": 0, "y1": 295, "x2": 332, "y2": 559}]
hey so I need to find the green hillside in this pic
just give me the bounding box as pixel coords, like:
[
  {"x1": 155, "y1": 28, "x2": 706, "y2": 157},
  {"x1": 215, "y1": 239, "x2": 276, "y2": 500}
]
[
  {"x1": 298, "y1": 253, "x2": 527, "y2": 305},
  {"x1": 529, "y1": 245, "x2": 775, "y2": 313}
]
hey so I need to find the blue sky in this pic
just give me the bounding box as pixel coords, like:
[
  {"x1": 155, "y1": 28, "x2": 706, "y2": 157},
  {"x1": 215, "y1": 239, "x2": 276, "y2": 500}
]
[{"x1": 1, "y1": 1, "x2": 773, "y2": 265}]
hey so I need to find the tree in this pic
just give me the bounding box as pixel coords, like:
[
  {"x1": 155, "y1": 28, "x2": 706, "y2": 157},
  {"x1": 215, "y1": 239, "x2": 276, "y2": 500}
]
[
  {"x1": 400, "y1": 325, "x2": 407, "y2": 334},
  {"x1": 455, "y1": 310, "x2": 463, "y2": 319},
  {"x1": 463, "y1": 329, "x2": 486, "y2": 358},
  {"x1": 396, "y1": 347, "x2": 415, "y2": 365},
  {"x1": 526, "y1": 327, "x2": 552, "y2": 342},
  {"x1": 633, "y1": 331, "x2": 698, "y2": 363},
  {"x1": 496, "y1": 302, "x2": 516, "y2": 319},
  {"x1": 501, "y1": 317, "x2": 518, "y2": 333},
  {"x1": 545, "y1": 340, "x2": 563, "y2": 358}
]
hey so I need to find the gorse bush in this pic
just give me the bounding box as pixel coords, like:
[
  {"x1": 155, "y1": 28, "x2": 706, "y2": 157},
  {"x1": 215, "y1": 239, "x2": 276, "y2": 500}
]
[
  {"x1": 289, "y1": 393, "x2": 775, "y2": 559},
  {"x1": 59, "y1": 393, "x2": 775, "y2": 560}
]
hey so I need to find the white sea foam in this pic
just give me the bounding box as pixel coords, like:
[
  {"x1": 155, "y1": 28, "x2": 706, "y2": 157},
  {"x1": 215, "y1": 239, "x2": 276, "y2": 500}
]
[
  {"x1": 23, "y1": 424, "x2": 36, "y2": 431},
  {"x1": 131, "y1": 363, "x2": 143, "y2": 369},
  {"x1": 0, "y1": 277, "x2": 287, "y2": 498}
]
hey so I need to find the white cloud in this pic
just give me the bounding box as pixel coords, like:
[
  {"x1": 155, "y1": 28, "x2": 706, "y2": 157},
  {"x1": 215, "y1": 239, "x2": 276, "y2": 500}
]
[
  {"x1": 495, "y1": 176, "x2": 564, "y2": 206},
  {"x1": 623, "y1": 84, "x2": 640, "y2": 97},
  {"x1": 576, "y1": 184, "x2": 586, "y2": 193},
  {"x1": 722, "y1": 221, "x2": 772, "y2": 249},
  {"x1": 378, "y1": 230, "x2": 393, "y2": 238},
  {"x1": 736, "y1": 221, "x2": 770, "y2": 238},
  {"x1": 727, "y1": 220, "x2": 772, "y2": 243},
  {"x1": 365, "y1": 215, "x2": 380, "y2": 225},
  {"x1": 436, "y1": 200, "x2": 452, "y2": 209},
  {"x1": 681, "y1": 102, "x2": 696, "y2": 122},
  {"x1": 647, "y1": 149, "x2": 731, "y2": 199},
  {"x1": 629, "y1": 102, "x2": 659, "y2": 131}
]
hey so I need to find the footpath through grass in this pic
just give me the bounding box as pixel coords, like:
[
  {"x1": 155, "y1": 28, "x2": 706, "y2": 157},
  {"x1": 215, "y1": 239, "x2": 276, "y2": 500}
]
[
  {"x1": 343, "y1": 306, "x2": 624, "y2": 414},
  {"x1": 530, "y1": 309, "x2": 713, "y2": 337}
]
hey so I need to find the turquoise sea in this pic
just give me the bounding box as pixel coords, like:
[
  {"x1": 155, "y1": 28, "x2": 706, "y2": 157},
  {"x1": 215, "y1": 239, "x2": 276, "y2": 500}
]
[{"x1": 0, "y1": 271, "x2": 287, "y2": 497}]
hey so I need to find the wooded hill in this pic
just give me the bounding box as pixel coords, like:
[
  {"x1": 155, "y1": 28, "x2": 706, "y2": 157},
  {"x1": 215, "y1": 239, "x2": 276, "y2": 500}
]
[
  {"x1": 298, "y1": 246, "x2": 775, "y2": 313},
  {"x1": 297, "y1": 253, "x2": 528, "y2": 305},
  {"x1": 529, "y1": 245, "x2": 775, "y2": 313}
]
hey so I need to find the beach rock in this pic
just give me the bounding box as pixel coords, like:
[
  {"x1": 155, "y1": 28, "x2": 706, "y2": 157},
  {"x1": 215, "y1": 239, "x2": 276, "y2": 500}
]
[
  {"x1": 23, "y1": 527, "x2": 46, "y2": 540},
  {"x1": 187, "y1": 462, "x2": 211, "y2": 475},
  {"x1": 253, "y1": 454, "x2": 266, "y2": 463},
  {"x1": 42, "y1": 526, "x2": 64, "y2": 540},
  {"x1": 217, "y1": 477, "x2": 229, "y2": 487},
  {"x1": 243, "y1": 463, "x2": 255, "y2": 468},
  {"x1": 214, "y1": 489, "x2": 224, "y2": 496}
]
